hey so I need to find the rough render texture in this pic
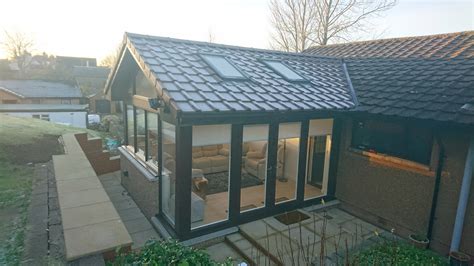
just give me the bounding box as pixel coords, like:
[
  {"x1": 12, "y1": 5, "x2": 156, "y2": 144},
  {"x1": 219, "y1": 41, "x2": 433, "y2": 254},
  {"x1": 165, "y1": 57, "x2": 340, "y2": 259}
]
[
  {"x1": 120, "y1": 155, "x2": 159, "y2": 220},
  {"x1": 336, "y1": 118, "x2": 474, "y2": 257}
]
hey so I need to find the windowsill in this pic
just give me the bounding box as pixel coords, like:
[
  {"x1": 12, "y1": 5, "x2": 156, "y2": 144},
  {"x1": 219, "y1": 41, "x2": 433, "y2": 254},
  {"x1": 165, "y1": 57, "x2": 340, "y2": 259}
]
[
  {"x1": 348, "y1": 147, "x2": 436, "y2": 177},
  {"x1": 120, "y1": 146, "x2": 159, "y2": 181}
]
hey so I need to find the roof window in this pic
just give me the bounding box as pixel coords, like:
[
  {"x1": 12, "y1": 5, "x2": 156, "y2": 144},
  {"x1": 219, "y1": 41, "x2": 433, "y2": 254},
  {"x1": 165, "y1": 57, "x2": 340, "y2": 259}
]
[
  {"x1": 263, "y1": 60, "x2": 305, "y2": 81},
  {"x1": 200, "y1": 54, "x2": 246, "y2": 80}
]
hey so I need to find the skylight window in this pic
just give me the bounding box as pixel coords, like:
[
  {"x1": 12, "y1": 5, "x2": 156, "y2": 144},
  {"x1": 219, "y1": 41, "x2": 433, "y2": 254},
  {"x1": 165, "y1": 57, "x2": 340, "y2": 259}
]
[
  {"x1": 263, "y1": 60, "x2": 305, "y2": 81},
  {"x1": 200, "y1": 54, "x2": 246, "y2": 80}
]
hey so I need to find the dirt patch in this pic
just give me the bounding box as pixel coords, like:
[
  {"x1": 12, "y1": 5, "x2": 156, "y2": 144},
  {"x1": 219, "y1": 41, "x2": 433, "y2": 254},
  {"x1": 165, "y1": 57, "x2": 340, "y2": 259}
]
[{"x1": 1, "y1": 134, "x2": 64, "y2": 164}]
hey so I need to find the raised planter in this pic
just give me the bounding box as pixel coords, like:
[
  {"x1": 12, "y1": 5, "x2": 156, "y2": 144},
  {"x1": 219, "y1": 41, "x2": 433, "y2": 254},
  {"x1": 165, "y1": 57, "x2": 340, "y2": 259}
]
[
  {"x1": 449, "y1": 251, "x2": 471, "y2": 266},
  {"x1": 408, "y1": 234, "x2": 429, "y2": 249}
]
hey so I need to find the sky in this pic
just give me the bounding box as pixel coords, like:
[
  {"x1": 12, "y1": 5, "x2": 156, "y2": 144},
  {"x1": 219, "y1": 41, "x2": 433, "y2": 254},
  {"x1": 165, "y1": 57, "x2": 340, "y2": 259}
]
[{"x1": 0, "y1": 0, "x2": 472, "y2": 62}]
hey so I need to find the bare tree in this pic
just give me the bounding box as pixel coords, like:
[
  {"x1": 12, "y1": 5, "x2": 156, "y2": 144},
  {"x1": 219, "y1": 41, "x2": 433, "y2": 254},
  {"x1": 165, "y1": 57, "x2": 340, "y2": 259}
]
[
  {"x1": 1, "y1": 31, "x2": 35, "y2": 76},
  {"x1": 208, "y1": 28, "x2": 216, "y2": 43},
  {"x1": 99, "y1": 45, "x2": 122, "y2": 68},
  {"x1": 270, "y1": 0, "x2": 397, "y2": 52}
]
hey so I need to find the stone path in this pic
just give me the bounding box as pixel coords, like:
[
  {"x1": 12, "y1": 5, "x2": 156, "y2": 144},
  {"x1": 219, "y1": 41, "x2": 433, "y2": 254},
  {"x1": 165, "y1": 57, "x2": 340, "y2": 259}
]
[
  {"x1": 22, "y1": 162, "x2": 105, "y2": 265},
  {"x1": 98, "y1": 171, "x2": 160, "y2": 250}
]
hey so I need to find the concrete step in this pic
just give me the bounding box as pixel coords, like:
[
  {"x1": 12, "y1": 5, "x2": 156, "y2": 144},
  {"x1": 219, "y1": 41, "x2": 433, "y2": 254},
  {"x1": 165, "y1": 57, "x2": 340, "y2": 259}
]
[{"x1": 225, "y1": 233, "x2": 280, "y2": 266}]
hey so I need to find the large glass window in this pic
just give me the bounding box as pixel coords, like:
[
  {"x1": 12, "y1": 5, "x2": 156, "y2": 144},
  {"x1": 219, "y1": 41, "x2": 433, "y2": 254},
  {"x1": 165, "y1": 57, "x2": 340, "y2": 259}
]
[
  {"x1": 147, "y1": 112, "x2": 159, "y2": 170},
  {"x1": 305, "y1": 119, "x2": 333, "y2": 200},
  {"x1": 241, "y1": 124, "x2": 269, "y2": 212},
  {"x1": 135, "y1": 109, "x2": 146, "y2": 159},
  {"x1": 275, "y1": 123, "x2": 300, "y2": 204},
  {"x1": 161, "y1": 121, "x2": 176, "y2": 225},
  {"x1": 126, "y1": 105, "x2": 135, "y2": 148},
  {"x1": 352, "y1": 119, "x2": 432, "y2": 165},
  {"x1": 191, "y1": 124, "x2": 231, "y2": 229}
]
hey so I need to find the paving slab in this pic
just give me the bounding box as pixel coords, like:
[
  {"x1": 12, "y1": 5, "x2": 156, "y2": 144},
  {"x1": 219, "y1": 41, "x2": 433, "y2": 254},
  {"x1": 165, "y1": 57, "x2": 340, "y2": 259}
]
[
  {"x1": 206, "y1": 242, "x2": 243, "y2": 263},
  {"x1": 58, "y1": 188, "x2": 110, "y2": 209},
  {"x1": 104, "y1": 184, "x2": 127, "y2": 195},
  {"x1": 117, "y1": 207, "x2": 145, "y2": 222},
  {"x1": 240, "y1": 220, "x2": 276, "y2": 240},
  {"x1": 131, "y1": 229, "x2": 160, "y2": 249},
  {"x1": 113, "y1": 197, "x2": 139, "y2": 211},
  {"x1": 62, "y1": 202, "x2": 120, "y2": 230},
  {"x1": 280, "y1": 224, "x2": 322, "y2": 247},
  {"x1": 124, "y1": 217, "x2": 153, "y2": 234},
  {"x1": 56, "y1": 177, "x2": 103, "y2": 193},
  {"x1": 64, "y1": 219, "x2": 132, "y2": 261}
]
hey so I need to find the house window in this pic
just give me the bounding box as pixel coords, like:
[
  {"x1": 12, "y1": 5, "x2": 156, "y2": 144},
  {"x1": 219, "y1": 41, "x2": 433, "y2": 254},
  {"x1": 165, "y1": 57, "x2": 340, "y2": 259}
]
[
  {"x1": 241, "y1": 124, "x2": 269, "y2": 212},
  {"x1": 161, "y1": 121, "x2": 176, "y2": 225},
  {"x1": 126, "y1": 105, "x2": 135, "y2": 148},
  {"x1": 2, "y1": 100, "x2": 18, "y2": 104},
  {"x1": 275, "y1": 122, "x2": 301, "y2": 204},
  {"x1": 351, "y1": 119, "x2": 433, "y2": 165},
  {"x1": 200, "y1": 54, "x2": 246, "y2": 80},
  {"x1": 191, "y1": 124, "x2": 231, "y2": 228},
  {"x1": 32, "y1": 114, "x2": 50, "y2": 121},
  {"x1": 135, "y1": 108, "x2": 146, "y2": 159},
  {"x1": 146, "y1": 112, "x2": 159, "y2": 169},
  {"x1": 61, "y1": 99, "x2": 72, "y2": 104},
  {"x1": 262, "y1": 60, "x2": 305, "y2": 81}
]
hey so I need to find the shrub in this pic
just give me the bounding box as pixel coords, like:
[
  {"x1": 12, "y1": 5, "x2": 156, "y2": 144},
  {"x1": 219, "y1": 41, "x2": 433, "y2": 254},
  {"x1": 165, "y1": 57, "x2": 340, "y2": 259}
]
[
  {"x1": 108, "y1": 239, "x2": 231, "y2": 266},
  {"x1": 351, "y1": 240, "x2": 448, "y2": 265}
]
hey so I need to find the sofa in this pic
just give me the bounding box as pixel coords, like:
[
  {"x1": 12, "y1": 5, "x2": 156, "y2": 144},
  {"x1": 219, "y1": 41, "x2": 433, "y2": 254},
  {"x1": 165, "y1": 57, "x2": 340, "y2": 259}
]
[
  {"x1": 243, "y1": 142, "x2": 284, "y2": 181},
  {"x1": 192, "y1": 144, "x2": 229, "y2": 174}
]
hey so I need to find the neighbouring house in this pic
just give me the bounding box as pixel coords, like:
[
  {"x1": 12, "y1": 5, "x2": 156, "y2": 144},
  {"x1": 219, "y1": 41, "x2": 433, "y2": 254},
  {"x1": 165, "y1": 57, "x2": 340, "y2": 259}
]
[
  {"x1": 72, "y1": 66, "x2": 119, "y2": 114},
  {"x1": 304, "y1": 31, "x2": 474, "y2": 257},
  {"x1": 0, "y1": 79, "x2": 88, "y2": 127},
  {"x1": 104, "y1": 31, "x2": 474, "y2": 259},
  {"x1": 55, "y1": 56, "x2": 97, "y2": 69},
  {"x1": 0, "y1": 104, "x2": 88, "y2": 128}
]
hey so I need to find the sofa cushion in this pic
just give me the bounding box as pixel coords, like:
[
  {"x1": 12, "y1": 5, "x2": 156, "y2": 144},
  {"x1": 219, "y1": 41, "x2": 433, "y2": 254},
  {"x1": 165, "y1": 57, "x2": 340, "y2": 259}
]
[
  {"x1": 192, "y1": 157, "x2": 212, "y2": 170},
  {"x1": 210, "y1": 155, "x2": 229, "y2": 167},
  {"x1": 202, "y1": 145, "x2": 218, "y2": 156},
  {"x1": 218, "y1": 148, "x2": 229, "y2": 156},
  {"x1": 192, "y1": 147, "x2": 203, "y2": 158}
]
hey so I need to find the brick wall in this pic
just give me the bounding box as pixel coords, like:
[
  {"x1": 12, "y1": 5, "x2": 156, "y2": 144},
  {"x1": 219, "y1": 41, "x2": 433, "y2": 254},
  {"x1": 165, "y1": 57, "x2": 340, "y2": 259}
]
[{"x1": 336, "y1": 118, "x2": 473, "y2": 258}]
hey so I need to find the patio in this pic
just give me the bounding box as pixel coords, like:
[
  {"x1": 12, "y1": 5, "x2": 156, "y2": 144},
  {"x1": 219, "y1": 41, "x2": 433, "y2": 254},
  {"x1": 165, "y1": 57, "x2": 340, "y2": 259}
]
[{"x1": 205, "y1": 204, "x2": 387, "y2": 265}]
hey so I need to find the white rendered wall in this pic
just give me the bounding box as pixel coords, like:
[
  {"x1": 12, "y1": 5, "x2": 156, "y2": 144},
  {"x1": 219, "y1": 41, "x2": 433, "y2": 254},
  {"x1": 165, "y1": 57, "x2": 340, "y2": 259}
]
[{"x1": 6, "y1": 111, "x2": 87, "y2": 128}]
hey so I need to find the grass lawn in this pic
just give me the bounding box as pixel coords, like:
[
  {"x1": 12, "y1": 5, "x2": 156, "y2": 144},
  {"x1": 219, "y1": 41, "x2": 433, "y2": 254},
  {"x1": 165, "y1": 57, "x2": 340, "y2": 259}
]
[{"x1": 0, "y1": 114, "x2": 103, "y2": 265}]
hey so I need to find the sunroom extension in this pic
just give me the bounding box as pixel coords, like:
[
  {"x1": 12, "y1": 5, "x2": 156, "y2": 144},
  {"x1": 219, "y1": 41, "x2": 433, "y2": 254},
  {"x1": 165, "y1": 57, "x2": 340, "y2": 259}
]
[{"x1": 105, "y1": 32, "x2": 356, "y2": 240}]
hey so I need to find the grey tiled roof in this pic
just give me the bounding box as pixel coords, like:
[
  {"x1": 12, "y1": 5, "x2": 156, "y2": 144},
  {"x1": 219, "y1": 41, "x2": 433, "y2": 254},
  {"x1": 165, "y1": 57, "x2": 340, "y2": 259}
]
[
  {"x1": 346, "y1": 58, "x2": 474, "y2": 125},
  {"x1": 0, "y1": 104, "x2": 88, "y2": 112},
  {"x1": 0, "y1": 80, "x2": 82, "y2": 98},
  {"x1": 305, "y1": 31, "x2": 474, "y2": 60},
  {"x1": 73, "y1": 66, "x2": 110, "y2": 78},
  {"x1": 123, "y1": 33, "x2": 355, "y2": 113}
]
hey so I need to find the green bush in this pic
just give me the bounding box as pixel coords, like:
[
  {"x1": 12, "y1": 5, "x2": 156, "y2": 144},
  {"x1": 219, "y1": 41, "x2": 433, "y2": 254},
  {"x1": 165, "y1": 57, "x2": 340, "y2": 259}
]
[
  {"x1": 108, "y1": 239, "x2": 231, "y2": 266},
  {"x1": 351, "y1": 240, "x2": 448, "y2": 265}
]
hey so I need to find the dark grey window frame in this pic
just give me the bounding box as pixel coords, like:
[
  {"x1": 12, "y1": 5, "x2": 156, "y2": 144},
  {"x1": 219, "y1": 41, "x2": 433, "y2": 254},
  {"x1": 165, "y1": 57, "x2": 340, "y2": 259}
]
[{"x1": 167, "y1": 116, "x2": 341, "y2": 240}]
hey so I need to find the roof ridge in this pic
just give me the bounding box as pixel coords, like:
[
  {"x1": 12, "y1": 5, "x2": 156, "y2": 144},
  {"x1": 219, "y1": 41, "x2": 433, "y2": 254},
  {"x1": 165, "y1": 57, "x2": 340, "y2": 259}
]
[
  {"x1": 305, "y1": 31, "x2": 473, "y2": 50},
  {"x1": 124, "y1": 32, "x2": 342, "y2": 61}
]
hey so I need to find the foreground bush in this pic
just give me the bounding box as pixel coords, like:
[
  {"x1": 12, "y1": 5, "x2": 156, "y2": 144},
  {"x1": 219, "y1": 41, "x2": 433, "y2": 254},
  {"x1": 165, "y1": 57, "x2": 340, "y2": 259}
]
[
  {"x1": 351, "y1": 240, "x2": 448, "y2": 265},
  {"x1": 109, "y1": 239, "x2": 231, "y2": 265}
]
